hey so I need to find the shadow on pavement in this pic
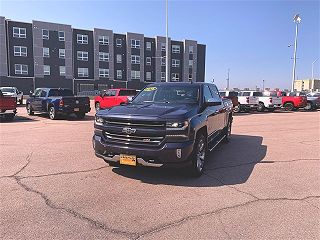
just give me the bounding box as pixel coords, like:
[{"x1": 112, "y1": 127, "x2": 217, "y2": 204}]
[
  {"x1": 111, "y1": 134, "x2": 267, "y2": 187},
  {"x1": 0, "y1": 115, "x2": 39, "y2": 123}
]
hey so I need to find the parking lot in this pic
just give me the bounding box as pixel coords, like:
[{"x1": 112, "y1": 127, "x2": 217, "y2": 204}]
[{"x1": 0, "y1": 106, "x2": 319, "y2": 239}]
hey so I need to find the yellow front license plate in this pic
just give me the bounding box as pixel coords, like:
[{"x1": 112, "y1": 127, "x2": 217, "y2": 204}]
[{"x1": 120, "y1": 154, "x2": 137, "y2": 166}]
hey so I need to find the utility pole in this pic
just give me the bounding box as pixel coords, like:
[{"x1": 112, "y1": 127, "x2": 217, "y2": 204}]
[
  {"x1": 165, "y1": 0, "x2": 169, "y2": 83},
  {"x1": 262, "y1": 79, "x2": 265, "y2": 91},
  {"x1": 291, "y1": 14, "x2": 301, "y2": 92},
  {"x1": 312, "y1": 58, "x2": 319, "y2": 80},
  {"x1": 226, "y1": 68, "x2": 230, "y2": 90}
]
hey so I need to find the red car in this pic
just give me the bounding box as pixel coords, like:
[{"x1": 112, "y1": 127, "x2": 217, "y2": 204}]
[
  {"x1": 94, "y1": 88, "x2": 137, "y2": 110},
  {"x1": 274, "y1": 91, "x2": 307, "y2": 111},
  {"x1": 0, "y1": 89, "x2": 17, "y2": 121}
]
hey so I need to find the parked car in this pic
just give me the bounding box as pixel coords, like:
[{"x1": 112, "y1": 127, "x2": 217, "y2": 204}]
[
  {"x1": 305, "y1": 92, "x2": 320, "y2": 110},
  {"x1": 26, "y1": 88, "x2": 91, "y2": 120},
  {"x1": 274, "y1": 91, "x2": 307, "y2": 111},
  {"x1": 237, "y1": 91, "x2": 259, "y2": 112},
  {"x1": 94, "y1": 88, "x2": 137, "y2": 110},
  {"x1": 93, "y1": 82, "x2": 233, "y2": 177},
  {"x1": 219, "y1": 90, "x2": 239, "y2": 112},
  {"x1": 0, "y1": 90, "x2": 17, "y2": 121},
  {"x1": 255, "y1": 91, "x2": 282, "y2": 112},
  {"x1": 0, "y1": 87, "x2": 23, "y2": 104}
]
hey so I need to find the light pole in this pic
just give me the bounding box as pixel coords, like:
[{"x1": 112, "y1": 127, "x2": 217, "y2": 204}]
[
  {"x1": 165, "y1": 0, "x2": 169, "y2": 82},
  {"x1": 291, "y1": 14, "x2": 301, "y2": 92},
  {"x1": 262, "y1": 79, "x2": 265, "y2": 91},
  {"x1": 226, "y1": 68, "x2": 230, "y2": 90},
  {"x1": 312, "y1": 58, "x2": 319, "y2": 80}
]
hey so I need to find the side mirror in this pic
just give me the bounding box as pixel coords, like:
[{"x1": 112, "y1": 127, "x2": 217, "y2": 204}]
[
  {"x1": 29, "y1": 91, "x2": 33, "y2": 97},
  {"x1": 205, "y1": 98, "x2": 221, "y2": 107}
]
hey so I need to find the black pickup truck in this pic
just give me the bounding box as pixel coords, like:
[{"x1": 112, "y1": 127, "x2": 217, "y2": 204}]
[
  {"x1": 93, "y1": 82, "x2": 233, "y2": 176},
  {"x1": 26, "y1": 88, "x2": 91, "y2": 120}
]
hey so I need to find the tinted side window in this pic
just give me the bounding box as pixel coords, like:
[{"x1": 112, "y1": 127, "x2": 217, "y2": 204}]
[
  {"x1": 203, "y1": 85, "x2": 213, "y2": 102},
  {"x1": 105, "y1": 90, "x2": 116, "y2": 97},
  {"x1": 242, "y1": 92, "x2": 251, "y2": 96},
  {"x1": 209, "y1": 84, "x2": 220, "y2": 97},
  {"x1": 253, "y1": 92, "x2": 263, "y2": 97},
  {"x1": 40, "y1": 90, "x2": 47, "y2": 97},
  {"x1": 34, "y1": 89, "x2": 42, "y2": 97}
]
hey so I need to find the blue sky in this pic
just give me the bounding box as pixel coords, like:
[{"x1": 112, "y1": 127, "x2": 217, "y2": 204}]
[{"x1": 0, "y1": 0, "x2": 319, "y2": 89}]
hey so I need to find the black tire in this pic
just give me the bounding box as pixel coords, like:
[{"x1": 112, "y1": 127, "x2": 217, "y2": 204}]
[
  {"x1": 187, "y1": 133, "x2": 207, "y2": 177},
  {"x1": 233, "y1": 104, "x2": 240, "y2": 113},
  {"x1": 26, "y1": 104, "x2": 34, "y2": 115},
  {"x1": 95, "y1": 102, "x2": 100, "y2": 111},
  {"x1": 75, "y1": 112, "x2": 85, "y2": 119},
  {"x1": 49, "y1": 106, "x2": 57, "y2": 120},
  {"x1": 224, "y1": 118, "x2": 232, "y2": 143},
  {"x1": 284, "y1": 102, "x2": 294, "y2": 111},
  {"x1": 305, "y1": 102, "x2": 313, "y2": 111},
  {"x1": 257, "y1": 102, "x2": 265, "y2": 112}
]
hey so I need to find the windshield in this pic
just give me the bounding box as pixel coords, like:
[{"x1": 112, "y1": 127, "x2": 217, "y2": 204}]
[
  {"x1": 0, "y1": 87, "x2": 15, "y2": 93},
  {"x1": 119, "y1": 90, "x2": 137, "y2": 96},
  {"x1": 132, "y1": 85, "x2": 200, "y2": 104},
  {"x1": 48, "y1": 89, "x2": 74, "y2": 97}
]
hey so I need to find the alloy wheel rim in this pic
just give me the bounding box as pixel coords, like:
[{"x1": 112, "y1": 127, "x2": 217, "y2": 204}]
[
  {"x1": 196, "y1": 138, "x2": 205, "y2": 171},
  {"x1": 49, "y1": 108, "x2": 54, "y2": 118},
  {"x1": 306, "y1": 103, "x2": 311, "y2": 110}
]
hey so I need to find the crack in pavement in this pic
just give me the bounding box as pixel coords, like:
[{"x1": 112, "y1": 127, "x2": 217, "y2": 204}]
[
  {"x1": 205, "y1": 158, "x2": 319, "y2": 171},
  {"x1": 218, "y1": 213, "x2": 232, "y2": 240},
  {"x1": 133, "y1": 195, "x2": 320, "y2": 240}
]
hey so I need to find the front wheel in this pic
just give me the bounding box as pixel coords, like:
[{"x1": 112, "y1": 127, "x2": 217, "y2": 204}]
[
  {"x1": 26, "y1": 104, "x2": 34, "y2": 115},
  {"x1": 49, "y1": 106, "x2": 58, "y2": 120},
  {"x1": 304, "y1": 102, "x2": 313, "y2": 111},
  {"x1": 284, "y1": 102, "x2": 294, "y2": 111},
  {"x1": 257, "y1": 103, "x2": 265, "y2": 112},
  {"x1": 187, "y1": 134, "x2": 207, "y2": 177}
]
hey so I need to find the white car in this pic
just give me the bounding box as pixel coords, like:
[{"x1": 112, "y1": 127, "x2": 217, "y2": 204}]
[
  {"x1": 0, "y1": 87, "x2": 23, "y2": 104},
  {"x1": 237, "y1": 91, "x2": 259, "y2": 112}
]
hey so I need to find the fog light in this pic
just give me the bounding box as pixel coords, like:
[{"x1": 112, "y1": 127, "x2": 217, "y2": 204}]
[{"x1": 176, "y1": 149, "x2": 181, "y2": 159}]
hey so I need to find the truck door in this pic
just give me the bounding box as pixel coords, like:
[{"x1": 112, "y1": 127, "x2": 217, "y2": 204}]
[
  {"x1": 209, "y1": 84, "x2": 226, "y2": 130},
  {"x1": 32, "y1": 89, "x2": 43, "y2": 111}
]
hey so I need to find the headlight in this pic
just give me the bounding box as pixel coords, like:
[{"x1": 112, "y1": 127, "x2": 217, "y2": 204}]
[
  {"x1": 95, "y1": 116, "x2": 104, "y2": 125},
  {"x1": 166, "y1": 121, "x2": 189, "y2": 130}
]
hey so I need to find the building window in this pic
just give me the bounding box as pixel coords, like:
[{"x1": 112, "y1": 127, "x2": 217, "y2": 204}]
[
  {"x1": 161, "y1": 57, "x2": 166, "y2": 66},
  {"x1": 172, "y1": 45, "x2": 180, "y2": 53},
  {"x1": 131, "y1": 55, "x2": 140, "y2": 64},
  {"x1": 131, "y1": 70, "x2": 140, "y2": 80},
  {"x1": 77, "y1": 51, "x2": 88, "y2": 61},
  {"x1": 58, "y1": 31, "x2": 65, "y2": 41},
  {"x1": 146, "y1": 57, "x2": 151, "y2": 66},
  {"x1": 98, "y1": 36, "x2": 109, "y2": 45},
  {"x1": 43, "y1": 47, "x2": 50, "y2": 58},
  {"x1": 13, "y1": 27, "x2": 26, "y2": 38},
  {"x1": 99, "y1": 68, "x2": 109, "y2": 78},
  {"x1": 171, "y1": 73, "x2": 179, "y2": 82},
  {"x1": 189, "y1": 60, "x2": 193, "y2": 67},
  {"x1": 116, "y1": 54, "x2": 122, "y2": 63},
  {"x1": 188, "y1": 74, "x2": 193, "y2": 81},
  {"x1": 172, "y1": 59, "x2": 180, "y2": 67},
  {"x1": 78, "y1": 68, "x2": 89, "y2": 77},
  {"x1": 42, "y1": 29, "x2": 49, "y2": 40},
  {"x1": 59, "y1": 49, "x2": 65, "y2": 59},
  {"x1": 14, "y1": 46, "x2": 27, "y2": 57},
  {"x1": 146, "y1": 42, "x2": 151, "y2": 51},
  {"x1": 131, "y1": 39, "x2": 140, "y2": 49},
  {"x1": 43, "y1": 65, "x2": 50, "y2": 75},
  {"x1": 161, "y1": 72, "x2": 165, "y2": 81},
  {"x1": 116, "y1": 38, "x2": 122, "y2": 47},
  {"x1": 99, "y1": 52, "x2": 109, "y2": 62},
  {"x1": 14, "y1": 64, "x2": 28, "y2": 75},
  {"x1": 146, "y1": 71, "x2": 151, "y2": 81},
  {"x1": 161, "y1": 43, "x2": 166, "y2": 51},
  {"x1": 189, "y1": 46, "x2": 194, "y2": 54},
  {"x1": 77, "y1": 34, "x2": 88, "y2": 44},
  {"x1": 116, "y1": 70, "x2": 122, "y2": 79},
  {"x1": 59, "y1": 66, "x2": 66, "y2": 76}
]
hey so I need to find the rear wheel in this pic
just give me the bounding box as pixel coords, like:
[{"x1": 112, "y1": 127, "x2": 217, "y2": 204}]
[
  {"x1": 49, "y1": 106, "x2": 57, "y2": 120},
  {"x1": 257, "y1": 102, "x2": 265, "y2": 112},
  {"x1": 284, "y1": 102, "x2": 294, "y2": 111},
  {"x1": 95, "y1": 102, "x2": 100, "y2": 111},
  {"x1": 187, "y1": 133, "x2": 207, "y2": 177},
  {"x1": 26, "y1": 104, "x2": 34, "y2": 115},
  {"x1": 305, "y1": 102, "x2": 313, "y2": 111}
]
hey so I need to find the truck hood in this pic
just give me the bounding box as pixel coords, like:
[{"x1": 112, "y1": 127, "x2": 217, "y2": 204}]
[{"x1": 97, "y1": 103, "x2": 199, "y2": 120}]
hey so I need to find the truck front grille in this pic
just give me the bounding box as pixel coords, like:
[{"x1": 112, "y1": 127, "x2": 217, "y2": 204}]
[{"x1": 104, "y1": 132, "x2": 164, "y2": 146}]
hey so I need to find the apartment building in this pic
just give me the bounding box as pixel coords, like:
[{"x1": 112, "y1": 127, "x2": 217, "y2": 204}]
[{"x1": 0, "y1": 17, "x2": 206, "y2": 93}]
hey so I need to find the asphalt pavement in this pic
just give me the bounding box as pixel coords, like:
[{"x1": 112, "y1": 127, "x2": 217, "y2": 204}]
[{"x1": 0, "y1": 106, "x2": 319, "y2": 239}]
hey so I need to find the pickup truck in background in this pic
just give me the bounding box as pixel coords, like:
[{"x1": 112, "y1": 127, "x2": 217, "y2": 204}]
[
  {"x1": 305, "y1": 92, "x2": 320, "y2": 110},
  {"x1": 26, "y1": 88, "x2": 91, "y2": 120},
  {"x1": 273, "y1": 91, "x2": 307, "y2": 111},
  {"x1": 237, "y1": 91, "x2": 259, "y2": 112},
  {"x1": 94, "y1": 88, "x2": 137, "y2": 110},
  {"x1": 219, "y1": 90, "x2": 239, "y2": 112},
  {"x1": 0, "y1": 90, "x2": 17, "y2": 121},
  {"x1": 0, "y1": 87, "x2": 23, "y2": 105},
  {"x1": 93, "y1": 82, "x2": 233, "y2": 177},
  {"x1": 255, "y1": 91, "x2": 282, "y2": 112}
]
